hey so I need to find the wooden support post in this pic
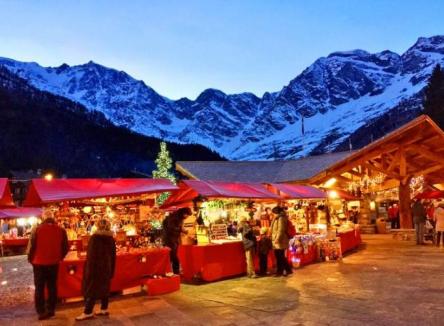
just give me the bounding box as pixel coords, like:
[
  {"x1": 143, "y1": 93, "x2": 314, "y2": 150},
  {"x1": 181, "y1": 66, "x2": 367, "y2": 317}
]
[{"x1": 398, "y1": 179, "x2": 413, "y2": 229}]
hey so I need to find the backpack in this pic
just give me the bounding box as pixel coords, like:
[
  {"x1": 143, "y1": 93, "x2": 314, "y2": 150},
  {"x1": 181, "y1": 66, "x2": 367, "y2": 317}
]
[{"x1": 287, "y1": 219, "x2": 297, "y2": 238}]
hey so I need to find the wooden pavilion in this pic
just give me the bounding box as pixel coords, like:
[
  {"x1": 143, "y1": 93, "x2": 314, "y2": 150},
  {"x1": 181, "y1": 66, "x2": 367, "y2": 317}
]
[{"x1": 310, "y1": 115, "x2": 444, "y2": 228}]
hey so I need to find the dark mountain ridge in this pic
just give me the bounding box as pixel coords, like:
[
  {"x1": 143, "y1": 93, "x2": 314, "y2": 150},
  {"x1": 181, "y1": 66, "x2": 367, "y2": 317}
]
[{"x1": 0, "y1": 67, "x2": 222, "y2": 177}]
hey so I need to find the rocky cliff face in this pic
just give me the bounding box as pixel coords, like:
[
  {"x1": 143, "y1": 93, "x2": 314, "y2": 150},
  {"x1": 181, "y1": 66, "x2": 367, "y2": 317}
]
[{"x1": 1, "y1": 35, "x2": 443, "y2": 160}]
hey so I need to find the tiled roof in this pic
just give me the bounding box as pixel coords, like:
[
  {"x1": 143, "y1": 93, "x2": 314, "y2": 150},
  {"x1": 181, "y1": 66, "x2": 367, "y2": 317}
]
[{"x1": 176, "y1": 151, "x2": 353, "y2": 183}]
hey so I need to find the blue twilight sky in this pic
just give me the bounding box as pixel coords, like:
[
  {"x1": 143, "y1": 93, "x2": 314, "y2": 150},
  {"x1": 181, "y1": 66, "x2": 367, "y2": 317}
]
[{"x1": 0, "y1": 0, "x2": 443, "y2": 99}]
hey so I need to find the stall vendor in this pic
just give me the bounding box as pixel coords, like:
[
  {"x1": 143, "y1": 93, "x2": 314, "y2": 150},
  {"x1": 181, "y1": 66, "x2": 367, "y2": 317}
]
[{"x1": 162, "y1": 207, "x2": 192, "y2": 274}]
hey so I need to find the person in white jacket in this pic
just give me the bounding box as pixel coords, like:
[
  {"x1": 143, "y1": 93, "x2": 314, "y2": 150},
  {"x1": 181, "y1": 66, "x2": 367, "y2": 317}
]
[{"x1": 433, "y1": 203, "x2": 444, "y2": 246}]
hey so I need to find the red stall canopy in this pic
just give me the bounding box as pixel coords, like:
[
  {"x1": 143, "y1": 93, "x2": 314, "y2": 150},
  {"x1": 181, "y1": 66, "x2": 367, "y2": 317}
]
[
  {"x1": 268, "y1": 183, "x2": 326, "y2": 199},
  {"x1": 0, "y1": 207, "x2": 42, "y2": 219},
  {"x1": 162, "y1": 180, "x2": 280, "y2": 208},
  {"x1": 415, "y1": 190, "x2": 444, "y2": 199},
  {"x1": 0, "y1": 178, "x2": 14, "y2": 208},
  {"x1": 23, "y1": 178, "x2": 178, "y2": 206}
]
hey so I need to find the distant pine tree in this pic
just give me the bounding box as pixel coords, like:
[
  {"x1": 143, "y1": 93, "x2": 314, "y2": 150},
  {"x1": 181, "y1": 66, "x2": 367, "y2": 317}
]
[{"x1": 423, "y1": 64, "x2": 444, "y2": 128}]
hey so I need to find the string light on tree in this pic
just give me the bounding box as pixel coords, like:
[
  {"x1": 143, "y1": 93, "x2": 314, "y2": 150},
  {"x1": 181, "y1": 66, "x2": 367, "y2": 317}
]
[{"x1": 152, "y1": 142, "x2": 176, "y2": 205}]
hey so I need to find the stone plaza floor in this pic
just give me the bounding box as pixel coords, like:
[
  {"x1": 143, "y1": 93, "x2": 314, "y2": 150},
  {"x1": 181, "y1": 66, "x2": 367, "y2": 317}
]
[{"x1": 1, "y1": 234, "x2": 444, "y2": 325}]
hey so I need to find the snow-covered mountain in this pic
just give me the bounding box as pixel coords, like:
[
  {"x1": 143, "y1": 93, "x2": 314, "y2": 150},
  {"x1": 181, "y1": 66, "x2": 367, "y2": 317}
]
[{"x1": 1, "y1": 35, "x2": 443, "y2": 160}]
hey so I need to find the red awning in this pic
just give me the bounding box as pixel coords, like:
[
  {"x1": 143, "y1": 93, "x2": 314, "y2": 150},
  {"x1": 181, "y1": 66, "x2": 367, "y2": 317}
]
[
  {"x1": 0, "y1": 178, "x2": 14, "y2": 208},
  {"x1": 415, "y1": 190, "x2": 444, "y2": 199},
  {"x1": 0, "y1": 207, "x2": 42, "y2": 219},
  {"x1": 23, "y1": 178, "x2": 178, "y2": 206},
  {"x1": 162, "y1": 180, "x2": 280, "y2": 208},
  {"x1": 268, "y1": 183, "x2": 326, "y2": 199}
]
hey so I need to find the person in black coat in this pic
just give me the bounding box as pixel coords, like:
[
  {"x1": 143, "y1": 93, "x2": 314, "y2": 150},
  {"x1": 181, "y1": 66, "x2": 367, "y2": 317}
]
[
  {"x1": 162, "y1": 207, "x2": 192, "y2": 274},
  {"x1": 76, "y1": 219, "x2": 116, "y2": 321}
]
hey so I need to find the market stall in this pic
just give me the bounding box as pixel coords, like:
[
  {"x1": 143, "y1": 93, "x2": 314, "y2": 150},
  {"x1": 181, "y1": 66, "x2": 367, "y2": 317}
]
[
  {"x1": 0, "y1": 207, "x2": 42, "y2": 254},
  {"x1": 266, "y1": 184, "x2": 337, "y2": 265},
  {"x1": 58, "y1": 248, "x2": 171, "y2": 298},
  {"x1": 23, "y1": 178, "x2": 179, "y2": 298},
  {"x1": 163, "y1": 180, "x2": 280, "y2": 282}
]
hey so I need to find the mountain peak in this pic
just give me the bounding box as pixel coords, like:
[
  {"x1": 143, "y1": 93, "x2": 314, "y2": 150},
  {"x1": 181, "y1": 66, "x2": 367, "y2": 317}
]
[{"x1": 327, "y1": 49, "x2": 370, "y2": 58}]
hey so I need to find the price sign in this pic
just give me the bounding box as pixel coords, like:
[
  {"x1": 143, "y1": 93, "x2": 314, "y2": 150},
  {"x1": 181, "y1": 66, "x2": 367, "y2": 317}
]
[{"x1": 210, "y1": 224, "x2": 228, "y2": 240}]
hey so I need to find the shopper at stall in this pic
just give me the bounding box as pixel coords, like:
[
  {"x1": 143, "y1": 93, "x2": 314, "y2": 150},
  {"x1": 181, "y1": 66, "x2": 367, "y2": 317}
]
[
  {"x1": 260, "y1": 207, "x2": 272, "y2": 228},
  {"x1": 412, "y1": 199, "x2": 427, "y2": 245},
  {"x1": 239, "y1": 217, "x2": 257, "y2": 278},
  {"x1": 162, "y1": 207, "x2": 192, "y2": 274},
  {"x1": 76, "y1": 219, "x2": 116, "y2": 321},
  {"x1": 434, "y1": 203, "x2": 444, "y2": 246},
  {"x1": 27, "y1": 211, "x2": 69, "y2": 321},
  {"x1": 258, "y1": 227, "x2": 272, "y2": 276},
  {"x1": 271, "y1": 206, "x2": 293, "y2": 276}
]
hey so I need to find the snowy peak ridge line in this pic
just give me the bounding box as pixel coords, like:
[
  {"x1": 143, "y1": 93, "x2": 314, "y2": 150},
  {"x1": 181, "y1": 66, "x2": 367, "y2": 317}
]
[{"x1": 1, "y1": 35, "x2": 443, "y2": 160}]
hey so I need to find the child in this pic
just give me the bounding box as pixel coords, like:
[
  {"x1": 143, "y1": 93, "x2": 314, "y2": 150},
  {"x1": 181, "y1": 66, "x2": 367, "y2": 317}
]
[{"x1": 258, "y1": 227, "x2": 272, "y2": 276}]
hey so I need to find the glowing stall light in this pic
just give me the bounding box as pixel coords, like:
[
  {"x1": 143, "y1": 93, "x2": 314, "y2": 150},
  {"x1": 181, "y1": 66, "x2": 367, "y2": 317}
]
[
  {"x1": 328, "y1": 190, "x2": 339, "y2": 199},
  {"x1": 44, "y1": 173, "x2": 53, "y2": 181},
  {"x1": 28, "y1": 216, "x2": 38, "y2": 225},
  {"x1": 370, "y1": 201, "x2": 376, "y2": 211},
  {"x1": 83, "y1": 206, "x2": 92, "y2": 214},
  {"x1": 324, "y1": 178, "x2": 337, "y2": 188},
  {"x1": 17, "y1": 218, "x2": 26, "y2": 227}
]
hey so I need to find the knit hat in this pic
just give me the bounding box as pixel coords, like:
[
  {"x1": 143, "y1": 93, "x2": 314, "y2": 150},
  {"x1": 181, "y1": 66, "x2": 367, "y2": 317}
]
[{"x1": 272, "y1": 206, "x2": 284, "y2": 215}]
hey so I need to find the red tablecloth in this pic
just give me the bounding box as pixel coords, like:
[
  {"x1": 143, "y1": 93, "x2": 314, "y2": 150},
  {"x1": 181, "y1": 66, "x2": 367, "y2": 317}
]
[
  {"x1": 1, "y1": 238, "x2": 29, "y2": 246},
  {"x1": 179, "y1": 241, "x2": 318, "y2": 282},
  {"x1": 338, "y1": 229, "x2": 362, "y2": 254},
  {"x1": 57, "y1": 248, "x2": 171, "y2": 298},
  {"x1": 179, "y1": 241, "x2": 246, "y2": 282}
]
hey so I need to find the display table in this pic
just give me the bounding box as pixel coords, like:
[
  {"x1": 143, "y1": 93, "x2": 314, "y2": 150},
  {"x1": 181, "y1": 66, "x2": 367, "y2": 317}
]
[
  {"x1": 179, "y1": 241, "x2": 246, "y2": 282},
  {"x1": 1, "y1": 238, "x2": 29, "y2": 246},
  {"x1": 57, "y1": 248, "x2": 171, "y2": 299},
  {"x1": 338, "y1": 228, "x2": 361, "y2": 254}
]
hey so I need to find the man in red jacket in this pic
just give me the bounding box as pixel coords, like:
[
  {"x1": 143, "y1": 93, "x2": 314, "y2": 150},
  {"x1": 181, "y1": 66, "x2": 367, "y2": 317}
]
[{"x1": 27, "y1": 211, "x2": 68, "y2": 320}]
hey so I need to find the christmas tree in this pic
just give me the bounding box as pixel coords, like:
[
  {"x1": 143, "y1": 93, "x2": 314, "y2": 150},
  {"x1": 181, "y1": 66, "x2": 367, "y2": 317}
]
[
  {"x1": 424, "y1": 64, "x2": 444, "y2": 128},
  {"x1": 152, "y1": 142, "x2": 176, "y2": 205}
]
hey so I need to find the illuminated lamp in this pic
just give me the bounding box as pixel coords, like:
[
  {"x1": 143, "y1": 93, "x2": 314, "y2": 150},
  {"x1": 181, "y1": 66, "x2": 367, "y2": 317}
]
[
  {"x1": 324, "y1": 178, "x2": 337, "y2": 188},
  {"x1": 44, "y1": 173, "x2": 54, "y2": 181},
  {"x1": 370, "y1": 201, "x2": 376, "y2": 211},
  {"x1": 17, "y1": 218, "x2": 26, "y2": 226},
  {"x1": 328, "y1": 190, "x2": 339, "y2": 199},
  {"x1": 83, "y1": 206, "x2": 92, "y2": 214},
  {"x1": 28, "y1": 216, "x2": 38, "y2": 225}
]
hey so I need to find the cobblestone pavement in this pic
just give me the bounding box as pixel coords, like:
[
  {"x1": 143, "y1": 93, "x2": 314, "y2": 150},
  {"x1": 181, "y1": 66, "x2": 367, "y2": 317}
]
[{"x1": 1, "y1": 235, "x2": 444, "y2": 325}]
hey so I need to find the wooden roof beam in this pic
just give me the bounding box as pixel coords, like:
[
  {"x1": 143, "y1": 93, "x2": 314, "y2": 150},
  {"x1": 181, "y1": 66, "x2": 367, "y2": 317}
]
[
  {"x1": 409, "y1": 144, "x2": 444, "y2": 166},
  {"x1": 413, "y1": 164, "x2": 444, "y2": 177},
  {"x1": 363, "y1": 162, "x2": 401, "y2": 180}
]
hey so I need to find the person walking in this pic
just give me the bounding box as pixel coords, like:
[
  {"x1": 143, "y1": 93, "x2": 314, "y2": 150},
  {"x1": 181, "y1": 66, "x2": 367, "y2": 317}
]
[
  {"x1": 258, "y1": 227, "x2": 272, "y2": 276},
  {"x1": 434, "y1": 203, "x2": 444, "y2": 246},
  {"x1": 239, "y1": 217, "x2": 257, "y2": 278},
  {"x1": 76, "y1": 219, "x2": 116, "y2": 321},
  {"x1": 27, "y1": 211, "x2": 69, "y2": 320},
  {"x1": 162, "y1": 207, "x2": 192, "y2": 274},
  {"x1": 412, "y1": 199, "x2": 427, "y2": 245},
  {"x1": 270, "y1": 206, "x2": 293, "y2": 276}
]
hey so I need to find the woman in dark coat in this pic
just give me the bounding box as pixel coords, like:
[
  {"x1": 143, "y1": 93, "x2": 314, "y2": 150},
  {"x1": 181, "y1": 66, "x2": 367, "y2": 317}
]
[{"x1": 76, "y1": 219, "x2": 116, "y2": 321}]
